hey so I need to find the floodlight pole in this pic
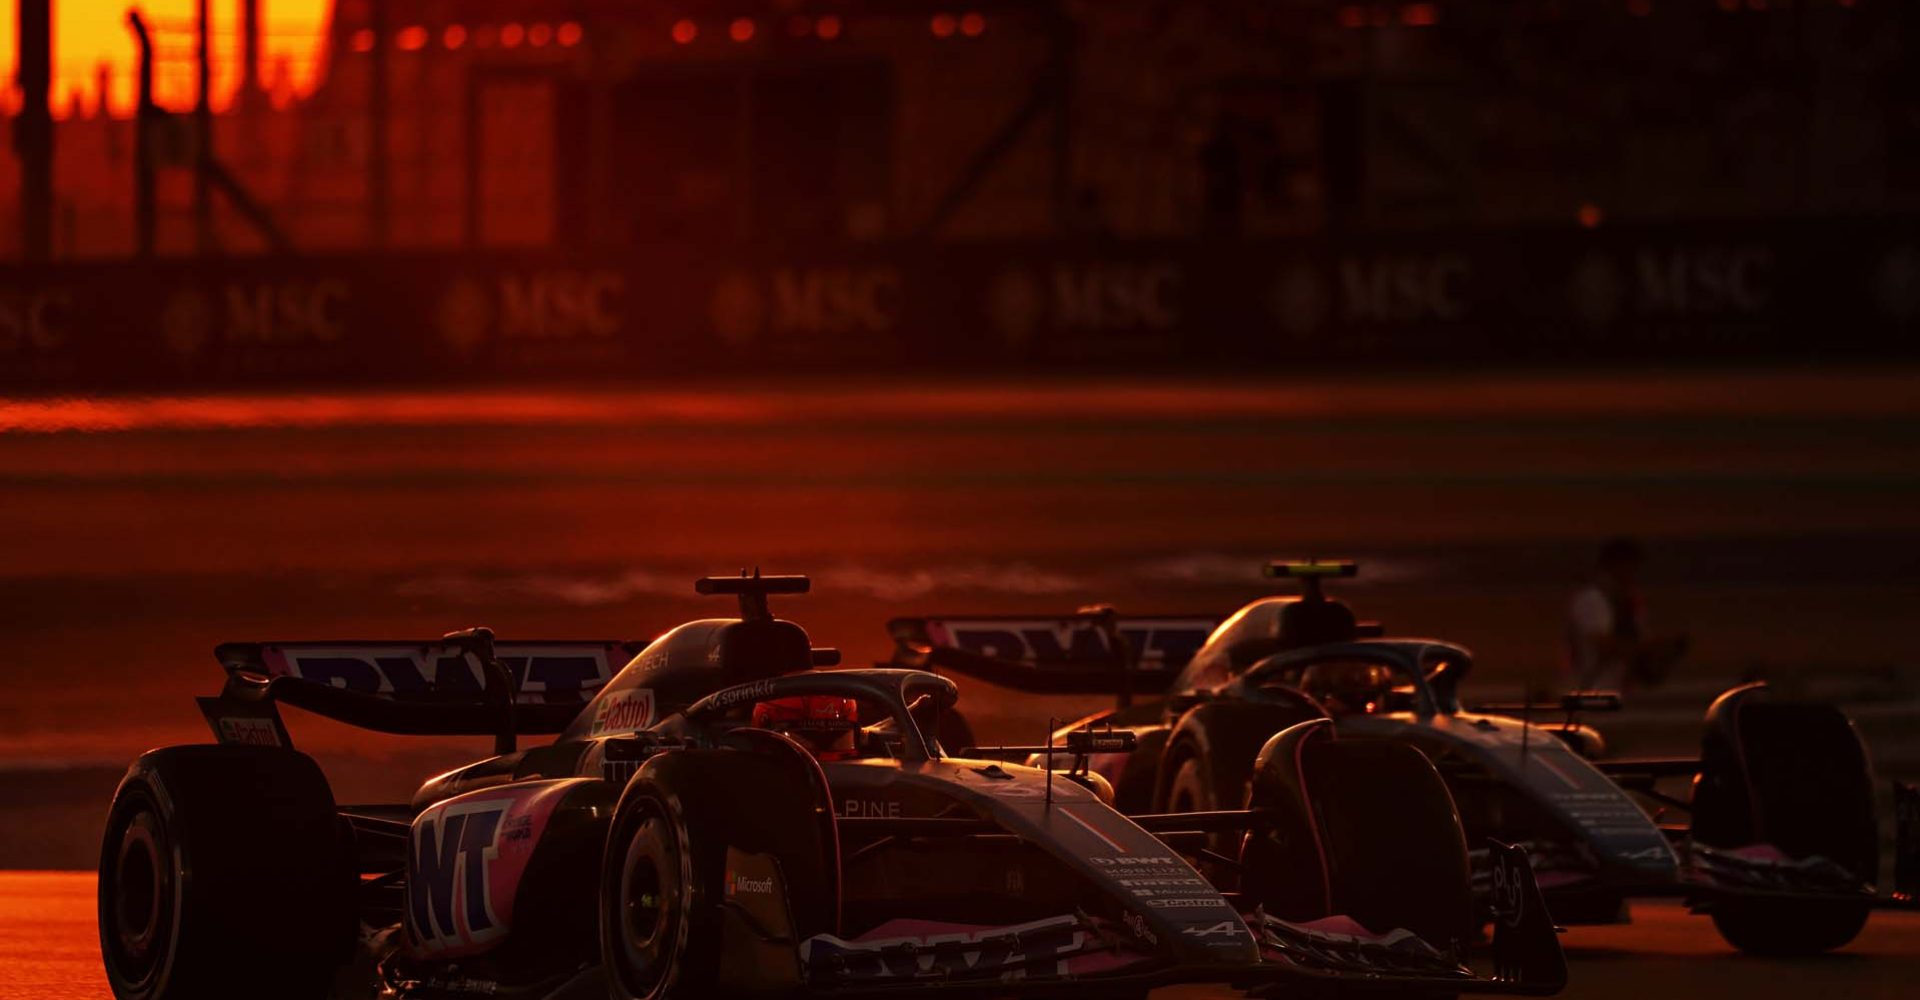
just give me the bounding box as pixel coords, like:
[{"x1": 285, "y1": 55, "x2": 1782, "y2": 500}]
[
  {"x1": 128, "y1": 10, "x2": 156, "y2": 257},
  {"x1": 369, "y1": 0, "x2": 391, "y2": 247},
  {"x1": 241, "y1": 0, "x2": 263, "y2": 112},
  {"x1": 194, "y1": 0, "x2": 215, "y2": 252},
  {"x1": 16, "y1": 0, "x2": 54, "y2": 261}
]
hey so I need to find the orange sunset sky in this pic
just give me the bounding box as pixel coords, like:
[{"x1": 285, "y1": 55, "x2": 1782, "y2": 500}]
[{"x1": 3, "y1": 0, "x2": 331, "y2": 116}]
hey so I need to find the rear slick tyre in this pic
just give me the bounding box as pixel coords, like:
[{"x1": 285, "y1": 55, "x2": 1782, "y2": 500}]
[{"x1": 97, "y1": 745, "x2": 354, "y2": 1000}]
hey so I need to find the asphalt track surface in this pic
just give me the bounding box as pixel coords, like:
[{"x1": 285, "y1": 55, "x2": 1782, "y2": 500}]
[
  {"x1": 5, "y1": 371, "x2": 1920, "y2": 776},
  {"x1": 3, "y1": 370, "x2": 1919, "y2": 996},
  {"x1": 5, "y1": 872, "x2": 1917, "y2": 1000}
]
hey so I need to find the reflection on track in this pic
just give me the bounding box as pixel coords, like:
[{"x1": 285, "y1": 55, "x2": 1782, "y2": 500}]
[{"x1": 4, "y1": 872, "x2": 1916, "y2": 1000}]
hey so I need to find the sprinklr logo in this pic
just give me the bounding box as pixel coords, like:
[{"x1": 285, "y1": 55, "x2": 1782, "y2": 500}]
[{"x1": 726, "y1": 870, "x2": 776, "y2": 897}]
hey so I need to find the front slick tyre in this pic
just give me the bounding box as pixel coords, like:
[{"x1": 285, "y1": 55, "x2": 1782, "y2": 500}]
[
  {"x1": 601, "y1": 781, "x2": 714, "y2": 1000},
  {"x1": 1710, "y1": 899, "x2": 1870, "y2": 956},
  {"x1": 97, "y1": 745, "x2": 354, "y2": 1000}
]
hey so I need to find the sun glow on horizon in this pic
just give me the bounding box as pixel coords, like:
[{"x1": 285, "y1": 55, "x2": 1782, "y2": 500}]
[{"x1": 3, "y1": 0, "x2": 332, "y2": 117}]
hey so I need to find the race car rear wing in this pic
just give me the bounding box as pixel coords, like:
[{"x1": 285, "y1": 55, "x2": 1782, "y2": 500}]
[
  {"x1": 885, "y1": 610, "x2": 1220, "y2": 701},
  {"x1": 202, "y1": 629, "x2": 643, "y2": 753}
]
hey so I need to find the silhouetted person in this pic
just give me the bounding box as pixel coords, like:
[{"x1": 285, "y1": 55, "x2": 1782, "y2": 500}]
[{"x1": 1564, "y1": 537, "x2": 1688, "y2": 694}]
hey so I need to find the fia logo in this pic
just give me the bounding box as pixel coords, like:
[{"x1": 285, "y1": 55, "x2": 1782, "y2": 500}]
[
  {"x1": 1489, "y1": 847, "x2": 1527, "y2": 929},
  {"x1": 1122, "y1": 910, "x2": 1157, "y2": 945}
]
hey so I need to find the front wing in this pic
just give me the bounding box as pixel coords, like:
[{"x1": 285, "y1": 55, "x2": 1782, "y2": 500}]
[{"x1": 795, "y1": 842, "x2": 1565, "y2": 997}]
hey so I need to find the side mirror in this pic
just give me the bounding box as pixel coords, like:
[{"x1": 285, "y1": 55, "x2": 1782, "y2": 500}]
[
  {"x1": 1561, "y1": 691, "x2": 1623, "y2": 713},
  {"x1": 1166, "y1": 690, "x2": 1212, "y2": 715},
  {"x1": 1065, "y1": 729, "x2": 1137, "y2": 754}
]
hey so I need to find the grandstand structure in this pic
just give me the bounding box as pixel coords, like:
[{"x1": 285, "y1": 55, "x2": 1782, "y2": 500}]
[{"x1": 3, "y1": 0, "x2": 1914, "y2": 260}]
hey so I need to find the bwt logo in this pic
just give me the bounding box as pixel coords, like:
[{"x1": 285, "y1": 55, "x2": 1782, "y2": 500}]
[
  {"x1": 936, "y1": 621, "x2": 1215, "y2": 671},
  {"x1": 409, "y1": 804, "x2": 506, "y2": 951},
  {"x1": 270, "y1": 645, "x2": 613, "y2": 702}
]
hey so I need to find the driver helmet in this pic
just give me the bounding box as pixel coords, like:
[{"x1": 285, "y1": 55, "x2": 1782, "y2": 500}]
[
  {"x1": 1300, "y1": 662, "x2": 1395, "y2": 715},
  {"x1": 751, "y1": 695, "x2": 861, "y2": 757}
]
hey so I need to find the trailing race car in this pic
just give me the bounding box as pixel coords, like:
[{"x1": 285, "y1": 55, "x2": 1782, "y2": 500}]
[
  {"x1": 99, "y1": 572, "x2": 1567, "y2": 1000},
  {"x1": 888, "y1": 560, "x2": 1920, "y2": 956}
]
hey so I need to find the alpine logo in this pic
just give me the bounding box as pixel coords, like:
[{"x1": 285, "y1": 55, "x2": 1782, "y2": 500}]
[{"x1": 1181, "y1": 921, "x2": 1245, "y2": 939}]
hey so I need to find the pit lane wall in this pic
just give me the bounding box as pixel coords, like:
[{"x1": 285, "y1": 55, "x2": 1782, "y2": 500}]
[{"x1": 3, "y1": 219, "x2": 1916, "y2": 388}]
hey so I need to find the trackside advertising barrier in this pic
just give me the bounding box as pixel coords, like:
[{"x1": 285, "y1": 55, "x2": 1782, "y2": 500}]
[{"x1": 1, "y1": 219, "x2": 1915, "y2": 388}]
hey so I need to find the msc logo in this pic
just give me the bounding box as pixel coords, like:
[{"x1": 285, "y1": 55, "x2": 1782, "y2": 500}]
[
  {"x1": 1340, "y1": 255, "x2": 1470, "y2": 324},
  {"x1": 409, "y1": 803, "x2": 507, "y2": 951},
  {"x1": 435, "y1": 270, "x2": 626, "y2": 355},
  {"x1": 710, "y1": 267, "x2": 901, "y2": 346},
  {"x1": 224, "y1": 280, "x2": 349, "y2": 344}
]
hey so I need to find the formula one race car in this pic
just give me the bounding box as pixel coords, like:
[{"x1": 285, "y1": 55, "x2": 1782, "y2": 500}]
[
  {"x1": 888, "y1": 561, "x2": 1920, "y2": 957},
  {"x1": 99, "y1": 573, "x2": 1566, "y2": 1000}
]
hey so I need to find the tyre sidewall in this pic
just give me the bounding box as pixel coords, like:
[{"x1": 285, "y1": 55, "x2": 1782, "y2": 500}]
[{"x1": 602, "y1": 781, "x2": 710, "y2": 1000}]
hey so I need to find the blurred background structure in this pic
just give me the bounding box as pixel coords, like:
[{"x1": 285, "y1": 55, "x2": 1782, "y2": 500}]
[
  {"x1": 0, "y1": 6, "x2": 1917, "y2": 942},
  {"x1": 1, "y1": 0, "x2": 1917, "y2": 384}
]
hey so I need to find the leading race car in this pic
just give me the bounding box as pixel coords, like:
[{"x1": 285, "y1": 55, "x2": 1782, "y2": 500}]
[
  {"x1": 99, "y1": 572, "x2": 1566, "y2": 1000},
  {"x1": 888, "y1": 560, "x2": 1920, "y2": 957}
]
